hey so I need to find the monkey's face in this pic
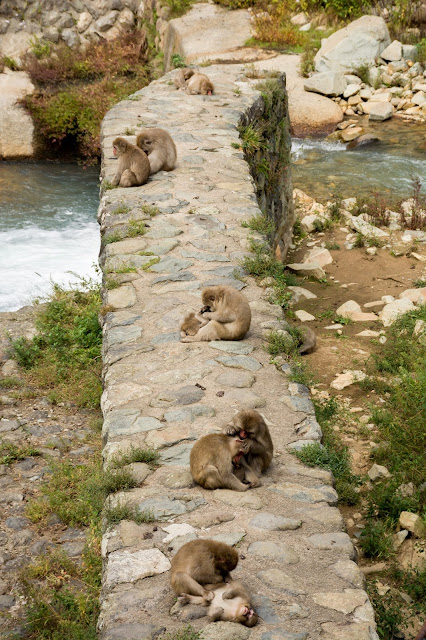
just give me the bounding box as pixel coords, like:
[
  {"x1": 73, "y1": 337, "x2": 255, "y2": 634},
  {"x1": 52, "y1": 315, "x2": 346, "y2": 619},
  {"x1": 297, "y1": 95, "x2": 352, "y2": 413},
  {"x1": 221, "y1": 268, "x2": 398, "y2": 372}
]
[
  {"x1": 236, "y1": 604, "x2": 258, "y2": 627},
  {"x1": 202, "y1": 290, "x2": 217, "y2": 310},
  {"x1": 113, "y1": 138, "x2": 127, "y2": 156}
]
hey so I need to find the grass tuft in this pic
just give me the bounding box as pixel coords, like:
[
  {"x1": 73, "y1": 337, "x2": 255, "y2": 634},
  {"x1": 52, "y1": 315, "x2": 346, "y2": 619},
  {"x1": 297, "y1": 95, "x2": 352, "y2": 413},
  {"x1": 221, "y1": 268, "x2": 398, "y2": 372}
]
[{"x1": 103, "y1": 502, "x2": 155, "y2": 526}]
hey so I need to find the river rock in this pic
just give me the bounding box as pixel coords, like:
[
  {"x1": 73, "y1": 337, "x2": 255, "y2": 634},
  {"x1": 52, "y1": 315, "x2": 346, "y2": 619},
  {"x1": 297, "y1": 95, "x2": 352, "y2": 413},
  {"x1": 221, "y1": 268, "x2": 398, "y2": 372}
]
[
  {"x1": 340, "y1": 126, "x2": 363, "y2": 142},
  {"x1": 367, "y1": 102, "x2": 393, "y2": 121},
  {"x1": 304, "y1": 72, "x2": 347, "y2": 96},
  {"x1": 290, "y1": 12, "x2": 309, "y2": 25},
  {"x1": 330, "y1": 370, "x2": 366, "y2": 390},
  {"x1": 399, "y1": 287, "x2": 426, "y2": 304},
  {"x1": 303, "y1": 246, "x2": 333, "y2": 267},
  {"x1": 381, "y1": 39, "x2": 402, "y2": 61},
  {"x1": 287, "y1": 262, "x2": 326, "y2": 280},
  {"x1": 367, "y1": 463, "x2": 391, "y2": 481},
  {"x1": 314, "y1": 16, "x2": 391, "y2": 73},
  {"x1": 346, "y1": 134, "x2": 379, "y2": 150},
  {"x1": 379, "y1": 298, "x2": 415, "y2": 326},
  {"x1": 295, "y1": 310, "x2": 315, "y2": 322}
]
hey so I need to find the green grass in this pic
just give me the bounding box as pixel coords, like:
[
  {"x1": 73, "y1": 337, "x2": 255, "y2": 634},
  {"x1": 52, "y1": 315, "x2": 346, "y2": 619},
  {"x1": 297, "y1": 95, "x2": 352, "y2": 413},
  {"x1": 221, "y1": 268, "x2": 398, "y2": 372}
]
[
  {"x1": 103, "y1": 502, "x2": 155, "y2": 526},
  {"x1": 142, "y1": 257, "x2": 161, "y2": 271},
  {"x1": 325, "y1": 241, "x2": 341, "y2": 250},
  {"x1": 414, "y1": 279, "x2": 426, "y2": 288},
  {"x1": 171, "y1": 53, "x2": 186, "y2": 68},
  {"x1": 112, "y1": 203, "x2": 130, "y2": 215},
  {"x1": 0, "y1": 376, "x2": 23, "y2": 389},
  {"x1": 141, "y1": 204, "x2": 160, "y2": 217},
  {"x1": 127, "y1": 218, "x2": 147, "y2": 237},
  {"x1": 109, "y1": 447, "x2": 160, "y2": 469},
  {"x1": 359, "y1": 519, "x2": 394, "y2": 559},
  {"x1": 293, "y1": 397, "x2": 361, "y2": 505},
  {"x1": 241, "y1": 213, "x2": 274, "y2": 235},
  {"x1": 267, "y1": 327, "x2": 301, "y2": 356},
  {"x1": 239, "y1": 124, "x2": 264, "y2": 155},
  {"x1": 159, "y1": 625, "x2": 201, "y2": 640},
  {"x1": 0, "y1": 441, "x2": 40, "y2": 465},
  {"x1": 9, "y1": 279, "x2": 102, "y2": 408}
]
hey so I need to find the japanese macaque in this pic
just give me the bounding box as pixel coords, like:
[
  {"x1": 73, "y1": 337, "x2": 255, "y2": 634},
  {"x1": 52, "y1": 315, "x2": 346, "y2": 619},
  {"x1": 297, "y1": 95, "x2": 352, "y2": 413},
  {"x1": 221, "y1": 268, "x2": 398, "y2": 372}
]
[
  {"x1": 180, "y1": 286, "x2": 251, "y2": 343},
  {"x1": 298, "y1": 326, "x2": 317, "y2": 355},
  {"x1": 223, "y1": 409, "x2": 273, "y2": 487},
  {"x1": 171, "y1": 539, "x2": 238, "y2": 602},
  {"x1": 136, "y1": 128, "x2": 177, "y2": 175},
  {"x1": 415, "y1": 621, "x2": 426, "y2": 640},
  {"x1": 174, "y1": 67, "x2": 195, "y2": 89},
  {"x1": 190, "y1": 433, "x2": 252, "y2": 491},
  {"x1": 180, "y1": 311, "x2": 209, "y2": 338},
  {"x1": 111, "y1": 137, "x2": 150, "y2": 188},
  {"x1": 178, "y1": 580, "x2": 258, "y2": 627},
  {"x1": 186, "y1": 72, "x2": 214, "y2": 95}
]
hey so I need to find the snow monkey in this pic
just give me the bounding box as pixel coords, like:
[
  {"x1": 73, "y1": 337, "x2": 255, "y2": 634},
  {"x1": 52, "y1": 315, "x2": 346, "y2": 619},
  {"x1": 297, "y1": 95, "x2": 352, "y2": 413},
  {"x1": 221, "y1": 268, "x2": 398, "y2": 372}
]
[
  {"x1": 136, "y1": 128, "x2": 177, "y2": 175},
  {"x1": 178, "y1": 580, "x2": 258, "y2": 627},
  {"x1": 223, "y1": 409, "x2": 273, "y2": 487},
  {"x1": 171, "y1": 539, "x2": 238, "y2": 602},
  {"x1": 190, "y1": 433, "x2": 252, "y2": 491},
  {"x1": 186, "y1": 72, "x2": 214, "y2": 95},
  {"x1": 111, "y1": 137, "x2": 150, "y2": 188},
  {"x1": 174, "y1": 67, "x2": 195, "y2": 89},
  {"x1": 180, "y1": 312, "x2": 209, "y2": 338},
  {"x1": 180, "y1": 286, "x2": 251, "y2": 343}
]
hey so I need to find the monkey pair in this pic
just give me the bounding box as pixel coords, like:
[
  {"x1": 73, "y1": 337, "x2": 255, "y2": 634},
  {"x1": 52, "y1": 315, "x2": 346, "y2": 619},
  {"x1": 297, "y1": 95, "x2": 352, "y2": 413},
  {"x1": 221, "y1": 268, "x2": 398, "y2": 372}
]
[
  {"x1": 171, "y1": 539, "x2": 258, "y2": 627},
  {"x1": 180, "y1": 286, "x2": 251, "y2": 343},
  {"x1": 111, "y1": 128, "x2": 176, "y2": 188},
  {"x1": 190, "y1": 409, "x2": 273, "y2": 491},
  {"x1": 174, "y1": 68, "x2": 215, "y2": 96}
]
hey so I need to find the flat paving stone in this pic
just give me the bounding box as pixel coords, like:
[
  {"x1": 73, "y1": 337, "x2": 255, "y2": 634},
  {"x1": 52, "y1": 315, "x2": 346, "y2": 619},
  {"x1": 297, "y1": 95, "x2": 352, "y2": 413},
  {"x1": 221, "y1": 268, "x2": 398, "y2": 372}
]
[{"x1": 215, "y1": 355, "x2": 262, "y2": 371}]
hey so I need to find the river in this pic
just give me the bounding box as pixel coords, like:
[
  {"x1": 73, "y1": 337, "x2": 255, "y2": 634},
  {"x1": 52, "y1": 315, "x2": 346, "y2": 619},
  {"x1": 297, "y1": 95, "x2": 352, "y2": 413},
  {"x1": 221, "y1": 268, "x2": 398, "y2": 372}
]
[{"x1": 0, "y1": 163, "x2": 100, "y2": 312}]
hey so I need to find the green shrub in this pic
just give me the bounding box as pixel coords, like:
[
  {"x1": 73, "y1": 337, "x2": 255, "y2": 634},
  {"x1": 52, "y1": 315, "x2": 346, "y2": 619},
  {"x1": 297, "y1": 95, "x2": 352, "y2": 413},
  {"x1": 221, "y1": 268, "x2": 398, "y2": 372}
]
[{"x1": 359, "y1": 519, "x2": 394, "y2": 559}]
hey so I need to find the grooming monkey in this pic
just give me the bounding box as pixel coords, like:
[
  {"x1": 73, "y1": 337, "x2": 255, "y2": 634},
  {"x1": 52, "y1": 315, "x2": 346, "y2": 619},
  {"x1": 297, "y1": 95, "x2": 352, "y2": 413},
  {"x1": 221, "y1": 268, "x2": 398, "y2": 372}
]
[
  {"x1": 171, "y1": 539, "x2": 238, "y2": 602},
  {"x1": 186, "y1": 72, "x2": 214, "y2": 95},
  {"x1": 178, "y1": 580, "x2": 258, "y2": 627},
  {"x1": 136, "y1": 128, "x2": 177, "y2": 175},
  {"x1": 180, "y1": 286, "x2": 251, "y2": 343},
  {"x1": 111, "y1": 137, "x2": 150, "y2": 188},
  {"x1": 174, "y1": 67, "x2": 195, "y2": 89},
  {"x1": 190, "y1": 433, "x2": 252, "y2": 491},
  {"x1": 223, "y1": 409, "x2": 273, "y2": 487}
]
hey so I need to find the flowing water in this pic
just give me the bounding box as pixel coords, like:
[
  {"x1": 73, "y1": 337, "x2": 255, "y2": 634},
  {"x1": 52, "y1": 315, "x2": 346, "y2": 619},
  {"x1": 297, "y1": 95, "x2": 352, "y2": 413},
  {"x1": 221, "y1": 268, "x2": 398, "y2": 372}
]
[
  {"x1": 292, "y1": 119, "x2": 426, "y2": 202},
  {"x1": 0, "y1": 163, "x2": 100, "y2": 312}
]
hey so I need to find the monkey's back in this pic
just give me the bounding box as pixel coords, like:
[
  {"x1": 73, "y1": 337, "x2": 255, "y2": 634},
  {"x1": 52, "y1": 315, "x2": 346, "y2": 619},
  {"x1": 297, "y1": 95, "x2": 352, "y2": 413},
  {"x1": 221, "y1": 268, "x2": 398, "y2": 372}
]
[
  {"x1": 171, "y1": 539, "x2": 238, "y2": 581},
  {"x1": 129, "y1": 146, "x2": 150, "y2": 183},
  {"x1": 190, "y1": 433, "x2": 231, "y2": 477}
]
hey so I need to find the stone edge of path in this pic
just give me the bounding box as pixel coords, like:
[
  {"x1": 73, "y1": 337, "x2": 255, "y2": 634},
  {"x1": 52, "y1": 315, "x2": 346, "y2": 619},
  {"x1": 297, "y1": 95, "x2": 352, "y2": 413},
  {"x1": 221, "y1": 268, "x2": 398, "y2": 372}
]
[{"x1": 96, "y1": 66, "x2": 379, "y2": 640}]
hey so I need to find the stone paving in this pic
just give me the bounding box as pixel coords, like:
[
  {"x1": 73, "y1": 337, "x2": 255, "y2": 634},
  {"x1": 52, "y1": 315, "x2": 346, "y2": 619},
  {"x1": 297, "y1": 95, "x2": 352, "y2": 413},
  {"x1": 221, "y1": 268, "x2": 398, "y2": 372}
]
[{"x1": 97, "y1": 65, "x2": 378, "y2": 639}]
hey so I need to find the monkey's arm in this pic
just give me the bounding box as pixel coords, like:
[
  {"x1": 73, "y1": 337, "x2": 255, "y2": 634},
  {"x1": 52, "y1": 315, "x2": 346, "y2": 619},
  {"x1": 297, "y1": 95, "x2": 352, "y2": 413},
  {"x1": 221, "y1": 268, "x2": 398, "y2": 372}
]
[
  {"x1": 238, "y1": 457, "x2": 261, "y2": 487},
  {"x1": 208, "y1": 607, "x2": 224, "y2": 622},
  {"x1": 202, "y1": 310, "x2": 237, "y2": 323},
  {"x1": 111, "y1": 171, "x2": 121, "y2": 186}
]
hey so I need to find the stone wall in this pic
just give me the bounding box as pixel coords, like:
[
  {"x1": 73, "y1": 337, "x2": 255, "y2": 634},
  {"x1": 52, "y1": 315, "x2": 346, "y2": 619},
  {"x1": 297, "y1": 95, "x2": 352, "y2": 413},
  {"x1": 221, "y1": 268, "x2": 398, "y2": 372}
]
[{"x1": 96, "y1": 65, "x2": 379, "y2": 639}]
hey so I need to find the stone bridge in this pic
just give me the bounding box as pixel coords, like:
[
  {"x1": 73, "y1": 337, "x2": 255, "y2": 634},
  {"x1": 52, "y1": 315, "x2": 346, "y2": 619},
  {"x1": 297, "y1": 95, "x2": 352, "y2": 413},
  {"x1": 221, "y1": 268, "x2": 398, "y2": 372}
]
[{"x1": 97, "y1": 62, "x2": 378, "y2": 640}]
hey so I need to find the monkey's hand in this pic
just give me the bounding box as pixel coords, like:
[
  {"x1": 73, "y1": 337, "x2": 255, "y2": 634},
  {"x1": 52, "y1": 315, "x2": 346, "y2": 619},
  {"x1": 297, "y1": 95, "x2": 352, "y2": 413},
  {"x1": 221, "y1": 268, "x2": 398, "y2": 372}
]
[
  {"x1": 240, "y1": 439, "x2": 250, "y2": 455},
  {"x1": 223, "y1": 424, "x2": 239, "y2": 437},
  {"x1": 200, "y1": 306, "x2": 211, "y2": 314},
  {"x1": 202, "y1": 591, "x2": 214, "y2": 604},
  {"x1": 111, "y1": 174, "x2": 120, "y2": 186},
  {"x1": 177, "y1": 595, "x2": 190, "y2": 606},
  {"x1": 222, "y1": 588, "x2": 239, "y2": 600},
  {"x1": 208, "y1": 607, "x2": 224, "y2": 622}
]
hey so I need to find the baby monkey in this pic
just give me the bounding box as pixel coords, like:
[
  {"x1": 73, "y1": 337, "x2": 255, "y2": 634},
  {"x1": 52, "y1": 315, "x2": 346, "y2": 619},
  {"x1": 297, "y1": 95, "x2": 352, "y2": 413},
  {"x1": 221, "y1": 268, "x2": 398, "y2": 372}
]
[
  {"x1": 180, "y1": 311, "x2": 209, "y2": 338},
  {"x1": 223, "y1": 409, "x2": 273, "y2": 487},
  {"x1": 111, "y1": 137, "x2": 150, "y2": 188},
  {"x1": 190, "y1": 433, "x2": 252, "y2": 491},
  {"x1": 180, "y1": 286, "x2": 251, "y2": 343},
  {"x1": 179, "y1": 580, "x2": 258, "y2": 627}
]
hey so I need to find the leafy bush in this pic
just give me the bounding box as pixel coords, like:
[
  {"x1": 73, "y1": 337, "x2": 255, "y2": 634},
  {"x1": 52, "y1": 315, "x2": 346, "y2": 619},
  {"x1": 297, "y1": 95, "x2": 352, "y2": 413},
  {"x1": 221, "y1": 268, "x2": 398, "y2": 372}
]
[{"x1": 22, "y1": 32, "x2": 151, "y2": 163}]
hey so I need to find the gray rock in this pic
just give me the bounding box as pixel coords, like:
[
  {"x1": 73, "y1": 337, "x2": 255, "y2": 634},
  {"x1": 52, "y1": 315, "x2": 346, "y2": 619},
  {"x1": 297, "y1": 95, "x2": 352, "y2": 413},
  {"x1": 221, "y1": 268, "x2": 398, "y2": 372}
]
[
  {"x1": 209, "y1": 341, "x2": 254, "y2": 355},
  {"x1": 381, "y1": 39, "x2": 402, "y2": 61},
  {"x1": 200, "y1": 622, "x2": 251, "y2": 640},
  {"x1": 202, "y1": 277, "x2": 246, "y2": 290},
  {"x1": 280, "y1": 395, "x2": 315, "y2": 414},
  {"x1": 136, "y1": 494, "x2": 204, "y2": 521},
  {"x1": 107, "y1": 325, "x2": 142, "y2": 346},
  {"x1": 215, "y1": 355, "x2": 262, "y2": 371},
  {"x1": 95, "y1": 10, "x2": 118, "y2": 31},
  {"x1": 145, "y1": 223, "x2": 182, "y2": 239},
  {"x1": 148, "y1": 256, "x2": 193, "y2": 273},
  {"x1": 181, "y1": 249, "x2": 230, "y2": 262},
  {"x1": 288, "y1": 439, "x2": 323, "y2": 451},
  {"x1": 5, "y1": 516, "x2": 29, "y2": 530},
  {"x1": 214, "y1": 489, "x2": 263, "y2": 510},
  {"x1": 248, "y1": 541, "x2": 300, "y2": 564},
  {"x1": 252, "y1": 594, "x2": 281, "y2": 623},
  {"x1": 402, "y1": 44, "x2": 417, "y2": 61},
  {"x1": 368, "y1": 102, "x2": 393, "y2": 121},
  {"x1": 30, "y1": 540, "x2": 56, "y2": 555},
  {"x1": 215, "y1": 371, "x2": 255, "y2": 388},
  {"x1": 249, "y1": 513, "x2": 302, "y2": 531},
  {"x1": 304, "y1": 72, "x2": 347, "y2": 96},
  {"x1": 152, "y1": 385, "x2": 205, "y2": 407},
  {"x1": 261, "y1": 631, "x2": 308, "y2": 640},
  {"x1": 151, "y1": 331, "x2": 181, "y2": 344},
  {"x1": 106, "y1": 548, "x2": 170, "y2": 588},
  {"x1": 306, "y1": 532, "x2": 356, "y2": 558},
  {"x1": 61, "y1": 28, "x2": 80, "y2": 48},
  {"x1": 152, "y1": 271, "x2": 195, "y2": 284},
  {"x1": 269, "y1": 482, "x2": 337, "y2": 504},
  {"x1": 331, "y1": 559, "x2": 366, "y2": 588},
  {"x1": 0, "y1": 595, "x2": 15, "y2": 610},
  {"x1": 161, "y1": 468, "x2": 193, "y2": 489},
  {"x1": 258, "y1": 568, "x2": 307, "y2": 596},
  {"x1": 211, "y1": 531, "x2": 246, "y2": 546},
  {"x1": 295, "y1": 415, "x2": 322, "y2": 440},
  {"x1": 160, "y1": 443, "x2": 194, "y2": 466},
  {"x1": 62, "y1": 541, "x2": 85, "y2": 556}
]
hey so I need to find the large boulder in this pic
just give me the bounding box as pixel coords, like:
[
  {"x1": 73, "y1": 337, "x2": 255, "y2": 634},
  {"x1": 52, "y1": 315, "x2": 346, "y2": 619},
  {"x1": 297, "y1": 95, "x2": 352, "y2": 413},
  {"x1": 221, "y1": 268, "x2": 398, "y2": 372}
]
[
  {"x1": 304, "y1": 71, "x2": 347, "y2": 96},
  {"x1": 314, "y1": 15, "x2": 391, "y2": 73}
]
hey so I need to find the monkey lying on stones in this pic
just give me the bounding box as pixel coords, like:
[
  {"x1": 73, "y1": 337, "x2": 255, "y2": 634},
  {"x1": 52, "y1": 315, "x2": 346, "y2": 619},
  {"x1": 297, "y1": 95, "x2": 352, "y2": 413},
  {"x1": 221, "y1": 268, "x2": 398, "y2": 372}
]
[
  {"x1": 136, "y1": 128, "x2": 177, "y2": 175},
  {"x1": 190, "y1": 433, "x2": 252, "y2": 491},
  {"x1": 180, "y1": 286, "x2": 251, "y2": 343},
  {"x1": 111, "y1": 137, "x2": 150, "y2": 188},
  {"x1": 171, "y1": 539, "x2": 238, "y2": 602},
  {"x1": 178, "y1": 580, "x2": 258, "y2": 627},
  {"x1": 186, "y1": 72, "x2": 214, "y2": 95},
  {"x1": 223, "y1": 409, "x2": 273, "y2": 487},
  {"x1": 174, "y1": 67, "x2": 195, "y2": 89}
]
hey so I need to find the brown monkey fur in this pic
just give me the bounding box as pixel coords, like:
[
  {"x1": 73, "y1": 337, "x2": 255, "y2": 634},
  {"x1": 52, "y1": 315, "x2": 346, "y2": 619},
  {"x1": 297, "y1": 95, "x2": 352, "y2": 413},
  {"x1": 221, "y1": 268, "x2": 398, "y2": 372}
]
[
  {"x1": 174, "y1": 67, "x2": 195, "y2": 89},
  {"x1": 223, "y1": 409, "x2": 273, "y2": 487},
  {"x1": 136, "y1": 128, "x2": 177, "y2": 175},
  {"x1": 170, "y1": 539, "x2": 238, "y2": 602},
  {"x1": 415, "y1": 621, "x2": 426, "y2": 640},
  {"x1": 180, "y1": 312, "x2": 209, "y2": 338},
  {"x1": 298, "y1": 326, "x2": 317, "y2": 355},
  {"x1": 190, "y1": 433, "x2": 252, "y2": 491},
  {"x1": 180, "y1": 286, "x2": 251, "y2": 343},
  {"x1": 186, "y1": 72, "x2": 214, "y2": 95},
  {"x1": 178, "y1": 580, "x2": 258, "y2": 627},
  {"x1": 111, "y1": 137, "x2": 150, "y2": 188}
]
